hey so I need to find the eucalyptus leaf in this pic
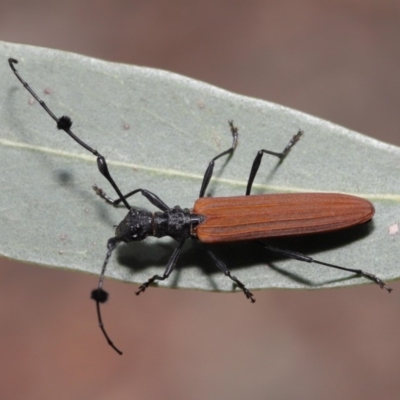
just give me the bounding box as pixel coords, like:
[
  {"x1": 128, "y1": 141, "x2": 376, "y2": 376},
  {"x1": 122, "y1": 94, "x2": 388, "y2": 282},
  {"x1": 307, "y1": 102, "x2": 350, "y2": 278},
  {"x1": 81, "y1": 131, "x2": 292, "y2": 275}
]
[{"x1": 1, "y1": 41, "x2": 399, "y2": 295}]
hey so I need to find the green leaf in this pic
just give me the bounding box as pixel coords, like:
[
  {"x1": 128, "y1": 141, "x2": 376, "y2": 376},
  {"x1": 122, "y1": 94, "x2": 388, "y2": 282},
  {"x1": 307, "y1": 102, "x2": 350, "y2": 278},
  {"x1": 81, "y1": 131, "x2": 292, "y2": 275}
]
[{"x1": 1, "y1": 41, "x2": 399, "y2": 295}]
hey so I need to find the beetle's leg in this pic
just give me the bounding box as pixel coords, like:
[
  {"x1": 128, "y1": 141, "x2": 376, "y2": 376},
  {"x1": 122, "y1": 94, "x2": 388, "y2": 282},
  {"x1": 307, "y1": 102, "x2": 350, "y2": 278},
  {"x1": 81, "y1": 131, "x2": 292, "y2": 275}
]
[
  {"x1": 136, "y1": 239, "x2": 186, "y2": 295},
  {"x1": 9, "y1": 58, "x2": 131, "y2": 210},
  {"x1": 93, "y1": 185, "x2": 170, "y2": 211},
  {"x1": 204, "y1": 245, "x2": 255, "y2": 303},
  {"x1": 199, "y1": 121, "x2": 238, "y2": 198},
  {"x1": 246, "y1": 130, "x2": 303, "y2": 195},
  {"x1": 259, "y1": 241, "x2": 392, "y2": 292}
]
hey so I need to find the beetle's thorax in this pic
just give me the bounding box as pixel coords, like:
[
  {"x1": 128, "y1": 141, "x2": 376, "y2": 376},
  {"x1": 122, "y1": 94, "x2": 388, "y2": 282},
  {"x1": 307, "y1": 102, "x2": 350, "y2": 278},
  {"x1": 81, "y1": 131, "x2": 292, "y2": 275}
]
[{"x1": 115, "y1": 206, "x2": 205, "y2": 242}]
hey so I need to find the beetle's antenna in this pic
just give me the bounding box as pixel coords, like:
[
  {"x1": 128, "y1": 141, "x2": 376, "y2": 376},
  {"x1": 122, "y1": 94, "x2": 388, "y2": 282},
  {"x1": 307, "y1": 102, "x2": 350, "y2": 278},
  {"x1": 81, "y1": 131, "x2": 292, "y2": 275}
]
[
  {"x1": 90, "y1": 238, "x2": 123, "y2": 355},
  {"x1": 8, "y1": 58, "x2": 132, "y2": 211}
]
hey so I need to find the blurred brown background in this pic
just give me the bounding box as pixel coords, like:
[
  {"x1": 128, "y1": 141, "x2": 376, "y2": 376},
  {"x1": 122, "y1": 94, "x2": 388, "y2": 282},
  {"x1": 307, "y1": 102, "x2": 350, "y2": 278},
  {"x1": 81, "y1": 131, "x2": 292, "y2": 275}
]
[{"x1": 1, "y1": 1, "x2": 400, "y2": 399}]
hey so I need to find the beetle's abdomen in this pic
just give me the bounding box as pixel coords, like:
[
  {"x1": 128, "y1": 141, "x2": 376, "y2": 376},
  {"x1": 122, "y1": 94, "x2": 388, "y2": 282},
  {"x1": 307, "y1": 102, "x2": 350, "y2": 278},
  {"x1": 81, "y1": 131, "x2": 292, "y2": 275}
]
[{"x1": 193, "y1": 193, "x2": 374, "y2": 243}]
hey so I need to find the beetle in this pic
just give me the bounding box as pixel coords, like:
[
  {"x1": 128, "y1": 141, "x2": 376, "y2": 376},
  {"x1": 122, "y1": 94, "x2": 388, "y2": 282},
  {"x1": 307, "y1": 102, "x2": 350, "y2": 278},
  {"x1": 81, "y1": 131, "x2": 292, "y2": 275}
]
[{"x1": 9, "y1": 58, "x2": 391, "y2": 355}]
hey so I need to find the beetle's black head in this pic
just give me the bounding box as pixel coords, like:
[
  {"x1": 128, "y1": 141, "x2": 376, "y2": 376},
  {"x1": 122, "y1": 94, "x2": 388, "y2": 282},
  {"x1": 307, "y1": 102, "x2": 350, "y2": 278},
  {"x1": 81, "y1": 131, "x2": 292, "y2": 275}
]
[{"x1": 115, "y1": 209, "x2": 153, "y2": 242}]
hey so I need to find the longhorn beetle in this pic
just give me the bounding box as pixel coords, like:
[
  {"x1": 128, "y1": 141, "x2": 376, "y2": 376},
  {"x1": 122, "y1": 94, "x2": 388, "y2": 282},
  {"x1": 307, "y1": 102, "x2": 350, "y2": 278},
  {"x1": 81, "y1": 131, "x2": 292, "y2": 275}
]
[{"x1": 9, "y1": 58, "x2": 391, "y2": 355}]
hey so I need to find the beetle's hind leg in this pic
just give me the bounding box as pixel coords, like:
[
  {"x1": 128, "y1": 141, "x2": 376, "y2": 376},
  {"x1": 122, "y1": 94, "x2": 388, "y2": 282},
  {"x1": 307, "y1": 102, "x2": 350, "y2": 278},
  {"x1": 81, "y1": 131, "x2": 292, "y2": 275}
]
[{"x1": 260, "y1": 241, "x2": 392, "y2": 292}]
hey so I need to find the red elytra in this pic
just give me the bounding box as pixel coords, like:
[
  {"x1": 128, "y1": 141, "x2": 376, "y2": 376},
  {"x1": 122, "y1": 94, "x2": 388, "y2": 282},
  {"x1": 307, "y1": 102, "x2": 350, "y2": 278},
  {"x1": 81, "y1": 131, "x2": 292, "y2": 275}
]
[{"x1": 194, "y1": 192, "x2": 374, "y2": 243}]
